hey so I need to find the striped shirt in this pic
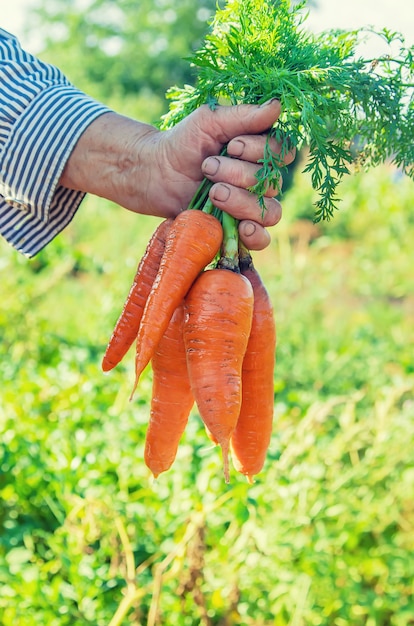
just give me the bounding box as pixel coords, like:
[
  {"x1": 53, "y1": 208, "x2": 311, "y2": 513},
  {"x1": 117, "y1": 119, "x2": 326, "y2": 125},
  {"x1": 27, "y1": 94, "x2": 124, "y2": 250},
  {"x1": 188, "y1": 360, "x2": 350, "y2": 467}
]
[{"x1": 0, "y1": 28, "x2": 111, "y2": 257}]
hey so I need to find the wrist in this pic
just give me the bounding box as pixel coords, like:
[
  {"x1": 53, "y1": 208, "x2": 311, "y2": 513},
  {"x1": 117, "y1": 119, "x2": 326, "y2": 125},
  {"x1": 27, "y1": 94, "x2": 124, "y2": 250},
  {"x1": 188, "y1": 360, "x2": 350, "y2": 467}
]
[{"x1": 59, "y1": 111, "x2": 159, "y2": 211}]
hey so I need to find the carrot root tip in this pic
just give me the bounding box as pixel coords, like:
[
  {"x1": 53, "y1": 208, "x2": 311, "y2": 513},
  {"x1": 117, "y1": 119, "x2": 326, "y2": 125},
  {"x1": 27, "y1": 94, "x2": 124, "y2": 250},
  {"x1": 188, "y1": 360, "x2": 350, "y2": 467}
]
[
  {"x1": 129, "y1": 375, "x2": 140, "y2": 401},
  {"x1": 221, "y1": 443, "x2": 230, "y2": 484}
]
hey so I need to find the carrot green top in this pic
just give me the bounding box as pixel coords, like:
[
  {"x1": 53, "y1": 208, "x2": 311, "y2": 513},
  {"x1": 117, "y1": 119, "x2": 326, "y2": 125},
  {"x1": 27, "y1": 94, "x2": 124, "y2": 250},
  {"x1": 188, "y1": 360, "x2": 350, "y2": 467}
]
[{"x1": 161, "y1": 0, "x2": 414, "y2": 221}]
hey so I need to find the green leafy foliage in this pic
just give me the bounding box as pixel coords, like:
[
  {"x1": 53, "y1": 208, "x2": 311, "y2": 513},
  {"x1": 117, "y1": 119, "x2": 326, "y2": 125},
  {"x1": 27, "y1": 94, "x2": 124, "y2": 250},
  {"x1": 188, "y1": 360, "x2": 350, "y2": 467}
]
[
  {"x1": 1, "y1": 167, "x2": 413, "y2": 624},
  {"x1": 161, "y1": 0, "x2": 414, "y2": 220},
  {"x1": 3, "y1": 2, "x2": 414, "y2": 621}
]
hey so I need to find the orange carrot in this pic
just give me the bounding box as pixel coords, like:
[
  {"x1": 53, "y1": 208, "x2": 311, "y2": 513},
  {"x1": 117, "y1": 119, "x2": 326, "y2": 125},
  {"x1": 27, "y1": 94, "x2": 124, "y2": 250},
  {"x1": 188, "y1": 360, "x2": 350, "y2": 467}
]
[
  {"x1": 102, "y1": 218, "x2": 173, "y2": 372},
  {"x1": 230, "y1": 254, "x2": 276, "y2": 482},
  {"x1": 144, "y1": 302, "x2": 194, "y2": 478},
  {"x1": 131, "y1": 210, "x2": 223, "y2": 396},
  {"x1": 183, "y1": 268, "x2": 254, "y2": 482}
]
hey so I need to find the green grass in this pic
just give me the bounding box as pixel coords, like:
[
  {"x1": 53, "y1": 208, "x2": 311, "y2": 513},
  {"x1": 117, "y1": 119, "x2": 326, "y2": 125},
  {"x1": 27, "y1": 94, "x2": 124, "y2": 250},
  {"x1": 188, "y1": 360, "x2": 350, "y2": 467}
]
[{"x1": 0, "y1": 165, "x2": 413, "y2": 625}]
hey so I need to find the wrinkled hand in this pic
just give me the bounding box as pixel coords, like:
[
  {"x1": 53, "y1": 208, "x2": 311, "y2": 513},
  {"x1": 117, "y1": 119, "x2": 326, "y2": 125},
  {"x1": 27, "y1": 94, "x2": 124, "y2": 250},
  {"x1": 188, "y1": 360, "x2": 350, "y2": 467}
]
[
  {"x1": 60, "y1": 100, "x2": 295, "y2": 250},
  {"x1": 137, "y1": 99, "x2": 295, "y2": 250}
]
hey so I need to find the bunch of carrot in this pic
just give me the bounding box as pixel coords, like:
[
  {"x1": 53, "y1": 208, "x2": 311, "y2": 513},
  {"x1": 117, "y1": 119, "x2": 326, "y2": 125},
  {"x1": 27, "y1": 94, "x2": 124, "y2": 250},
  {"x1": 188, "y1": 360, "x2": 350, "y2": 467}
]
[{"x1": 102, "y1": 203, "x2": 276, "y2": 484}]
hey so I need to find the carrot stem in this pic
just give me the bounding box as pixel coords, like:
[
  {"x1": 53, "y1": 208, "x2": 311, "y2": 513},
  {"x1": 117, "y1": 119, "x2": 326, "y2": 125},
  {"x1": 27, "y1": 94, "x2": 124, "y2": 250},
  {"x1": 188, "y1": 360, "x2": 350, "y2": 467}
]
[
  {"x1": 187, "y1": 147, "x2": 228, "y2": 212},
  {"x1": 218, "y1": 212, "x2": 240, "y2": 272},
  {"x1": 238, "y1": 242, "x2": 253, "y2": 271},
  {"x1": 202, "y1": 198, "x2": 215, "y2": 215},
  {"x1": 188, "y1": 178, "x2": 212, "y2": 211}
]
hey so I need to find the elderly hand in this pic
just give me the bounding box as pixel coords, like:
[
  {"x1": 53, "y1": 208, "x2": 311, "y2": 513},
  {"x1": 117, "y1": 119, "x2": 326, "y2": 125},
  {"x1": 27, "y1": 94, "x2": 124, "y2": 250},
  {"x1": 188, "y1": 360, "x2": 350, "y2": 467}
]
[{"x1": 60, "y1": 99, "x2": 295, "y2": 250}]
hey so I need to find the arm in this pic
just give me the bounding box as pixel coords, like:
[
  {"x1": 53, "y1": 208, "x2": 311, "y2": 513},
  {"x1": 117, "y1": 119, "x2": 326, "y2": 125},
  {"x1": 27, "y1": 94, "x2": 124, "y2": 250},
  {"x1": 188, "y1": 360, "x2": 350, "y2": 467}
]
[
  {"x1": 1, "y1": 29, "x2": 294, "y2": 257},
  {"x1": 0, "y1": 29, "x2": 111, "y2": 256}
]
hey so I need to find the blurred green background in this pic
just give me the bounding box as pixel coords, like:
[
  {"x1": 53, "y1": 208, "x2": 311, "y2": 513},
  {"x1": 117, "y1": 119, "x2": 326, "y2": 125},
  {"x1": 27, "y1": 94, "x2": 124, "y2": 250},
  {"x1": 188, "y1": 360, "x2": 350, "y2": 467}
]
[{"x1": 1, "y1": 1, "x2": 413, "y2": 624}]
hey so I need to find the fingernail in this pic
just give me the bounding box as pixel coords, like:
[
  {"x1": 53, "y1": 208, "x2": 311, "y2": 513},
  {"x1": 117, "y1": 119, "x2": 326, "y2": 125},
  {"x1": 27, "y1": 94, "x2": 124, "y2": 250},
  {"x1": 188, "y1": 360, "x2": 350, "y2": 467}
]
[
  {"x1": 228, "y1": 139, "x2": 245, "y2": 158},
  {"x1": 212, "y1": 183, "x2": 231, "y2": 203},
  {"x1": 259, "y1": 97, "x2": 280, "y2": 108},
  {"x1": 202, "y1": 156, "x2": 220, "y2": 176},
  {"x1": 243, "y1": 221, "x2": 256, "y2": 237}
]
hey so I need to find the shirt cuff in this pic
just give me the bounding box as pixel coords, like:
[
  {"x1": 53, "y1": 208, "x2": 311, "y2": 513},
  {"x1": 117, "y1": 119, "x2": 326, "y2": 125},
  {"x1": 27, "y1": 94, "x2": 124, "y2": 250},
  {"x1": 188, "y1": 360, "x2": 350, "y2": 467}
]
[{"x1": 0, "y1": 84, "x2": 111, "y2": 256}]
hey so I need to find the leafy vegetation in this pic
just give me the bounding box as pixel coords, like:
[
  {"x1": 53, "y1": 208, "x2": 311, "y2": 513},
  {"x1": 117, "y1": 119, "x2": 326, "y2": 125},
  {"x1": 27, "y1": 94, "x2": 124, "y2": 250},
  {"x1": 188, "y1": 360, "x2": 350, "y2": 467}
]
[
  {"x1": 162, "y1": 0, "x2": 413, "y2": 221},
  {"x1": 2, "y1": 1, "x2": 413, "y2": 623},
  {"x1": 1, "y1": 164, "x2": 413, "y2": 624}
]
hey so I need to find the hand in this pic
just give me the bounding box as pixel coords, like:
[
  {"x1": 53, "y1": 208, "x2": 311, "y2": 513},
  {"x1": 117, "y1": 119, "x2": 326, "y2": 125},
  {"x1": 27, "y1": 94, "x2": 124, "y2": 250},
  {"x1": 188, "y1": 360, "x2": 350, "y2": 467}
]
[
  {"x1": 151, "y1": 99, "x2": 296, "y2": 250},
  {"x1": 60, "y1": 100, "x2": 295, "y2": 250}
]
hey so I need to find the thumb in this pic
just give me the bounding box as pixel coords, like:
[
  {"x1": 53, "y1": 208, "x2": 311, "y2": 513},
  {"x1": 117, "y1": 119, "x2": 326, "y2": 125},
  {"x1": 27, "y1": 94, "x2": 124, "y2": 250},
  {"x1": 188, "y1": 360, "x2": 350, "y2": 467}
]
[{"x1": 196, "y1": 99, "x2": 281, "y2": 144}]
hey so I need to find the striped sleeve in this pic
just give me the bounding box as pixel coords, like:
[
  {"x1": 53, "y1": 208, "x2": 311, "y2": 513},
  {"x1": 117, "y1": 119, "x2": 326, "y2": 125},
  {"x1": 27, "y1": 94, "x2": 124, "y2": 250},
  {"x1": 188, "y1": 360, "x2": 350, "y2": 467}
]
[{"x1": 0, "y1": 28, "x2": 112, "y2": 257}]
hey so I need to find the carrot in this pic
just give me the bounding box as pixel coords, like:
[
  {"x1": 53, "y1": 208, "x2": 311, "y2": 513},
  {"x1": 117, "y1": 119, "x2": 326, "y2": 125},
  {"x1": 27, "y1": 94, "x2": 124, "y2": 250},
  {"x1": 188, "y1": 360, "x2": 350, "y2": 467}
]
[
  {"x1": 144, "y1": 302, "x2": 194, "y2": 478},
  {"x1": 102, "y1": 218, "x2": 173, "y2": 372},
  {"x1": 230, "y1": 253, "x2": 276, "y2": 482},
  {"x1": 131, "y1": 210, "x2": 223, "y2": 396},
  {"x1": 183, "y1": 268, "x2": 254, "y2": 483}
]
